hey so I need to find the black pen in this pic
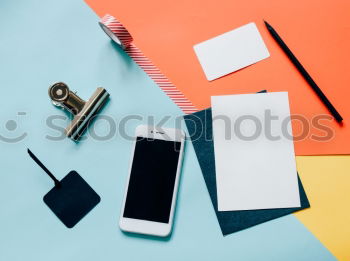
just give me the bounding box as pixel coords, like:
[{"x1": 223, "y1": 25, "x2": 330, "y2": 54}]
[{"x1": 264, "y1": 20, "x2": 343, "y2": 123}]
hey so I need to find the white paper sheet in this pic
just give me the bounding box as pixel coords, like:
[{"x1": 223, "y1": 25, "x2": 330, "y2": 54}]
[
  {"x1": 211, "y1": 92, "x2": 301, "y2": 211},
  {"x1": 193, "y1": 22, "x2": 270, "y2": 81}
]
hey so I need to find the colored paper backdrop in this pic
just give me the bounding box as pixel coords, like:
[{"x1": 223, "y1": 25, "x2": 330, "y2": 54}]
[
  {"x1": 295, "y1": 156, "x2": 350, "y2": 261},
  {"x1": 0, "y1": 0, "x2": 337, "y2": 260},
  {"x1": 85, "y1": 0, "x2": 350, "y2": 155}
]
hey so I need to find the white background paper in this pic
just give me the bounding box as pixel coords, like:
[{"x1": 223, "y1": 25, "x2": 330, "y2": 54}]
[
  {"x1": 211, "y1": 92, "x2": 301, "y2": 211},
  {"x1": 193, "y1": 22, "x2": 270, "y2": 81}
]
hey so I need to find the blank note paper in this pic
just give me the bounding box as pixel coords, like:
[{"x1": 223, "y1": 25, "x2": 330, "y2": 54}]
[
  {"x1": 211, "y1": 92, "x2": 300, "y2": 211},
  {"x1": 193, "y1": 23, "x2": 270, "y2": 81}
]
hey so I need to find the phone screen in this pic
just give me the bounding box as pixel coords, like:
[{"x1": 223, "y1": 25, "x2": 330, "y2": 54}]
[{"x1": 123, "y1": 137, "x2": 181, "y2": 223}]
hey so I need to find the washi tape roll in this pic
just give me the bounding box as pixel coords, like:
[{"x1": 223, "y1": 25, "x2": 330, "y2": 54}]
[{"x1": 99, "y1": 14, "x2": 197, "y2": 114}]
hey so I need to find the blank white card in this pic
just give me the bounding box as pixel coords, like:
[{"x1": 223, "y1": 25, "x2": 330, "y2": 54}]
[
  {"x1": 211, "y1": 92, "x2": 300, "y2": 211},
  {"x1": 193, "y1": 23, "x2": 270, "y2": 81}
]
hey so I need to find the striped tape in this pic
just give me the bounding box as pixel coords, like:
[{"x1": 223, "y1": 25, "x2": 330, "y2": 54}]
[{"x1": 99, "y1": 14, "x2": 197, "y2": 114}]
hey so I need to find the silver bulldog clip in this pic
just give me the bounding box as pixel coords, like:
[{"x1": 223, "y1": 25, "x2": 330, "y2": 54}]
[{"x1": 48, "y1": 82, "x2": 110, "y2": 141}]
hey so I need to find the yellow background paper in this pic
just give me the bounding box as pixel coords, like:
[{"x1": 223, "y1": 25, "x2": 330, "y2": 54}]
[{"x1": 295, "y1": 156, "x2": 350, "y2": 261}]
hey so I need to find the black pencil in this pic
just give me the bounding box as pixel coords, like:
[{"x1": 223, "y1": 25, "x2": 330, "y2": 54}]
[{"x1": 264, "y1": 20, "x2": 343, "y2": 123}]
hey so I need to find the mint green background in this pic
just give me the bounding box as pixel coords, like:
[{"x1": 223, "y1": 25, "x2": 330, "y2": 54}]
[{"x1": 0, "y1": 0, "x2": 335, "y2": 260}]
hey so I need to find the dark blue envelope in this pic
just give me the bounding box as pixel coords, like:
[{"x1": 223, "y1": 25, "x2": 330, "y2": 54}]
[{"x1": 184, "y1": 107, "x2": 310, "y2": 236}]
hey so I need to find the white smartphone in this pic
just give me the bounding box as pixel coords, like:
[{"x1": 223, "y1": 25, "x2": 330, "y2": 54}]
[{"x1": 119, "y1": 125, "x2": 185, "y2": 237}]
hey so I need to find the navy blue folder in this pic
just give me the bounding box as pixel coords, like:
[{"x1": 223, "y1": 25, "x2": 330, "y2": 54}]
[{"x1": 184, "y1": 107, "x2": 310, "y2": 236}]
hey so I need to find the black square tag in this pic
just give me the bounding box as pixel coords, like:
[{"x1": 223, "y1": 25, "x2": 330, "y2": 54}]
[{"x1": 43, "y1": 171, "x2": 100, "y2": 228}]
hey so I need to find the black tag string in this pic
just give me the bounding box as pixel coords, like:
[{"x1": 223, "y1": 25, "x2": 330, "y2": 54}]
[{"x1": 27, "y1": 149, "x2": 61, "y2": 188}]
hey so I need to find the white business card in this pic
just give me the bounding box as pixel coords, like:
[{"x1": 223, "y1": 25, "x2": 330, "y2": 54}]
[{"x1": 193, "y1": 22, "x2": 270, "y2": 81}]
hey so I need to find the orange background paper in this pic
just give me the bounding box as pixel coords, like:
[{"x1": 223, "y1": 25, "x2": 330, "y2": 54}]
[{"x1": 85, "y1": 0, "x2": 350, "y2": 155}]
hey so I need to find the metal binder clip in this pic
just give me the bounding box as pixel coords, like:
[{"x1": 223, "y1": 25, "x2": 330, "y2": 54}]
[{"x1": 48, "y1": 82, "x2": 110, "y2": 141}]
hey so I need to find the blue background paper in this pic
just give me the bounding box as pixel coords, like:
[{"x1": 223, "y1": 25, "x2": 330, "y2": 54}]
[{"x1": 0, "y1": 0, "x2": 335, "y2": 260}]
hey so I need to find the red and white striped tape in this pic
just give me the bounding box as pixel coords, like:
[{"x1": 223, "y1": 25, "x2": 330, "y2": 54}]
[{"x1": 99, "y1": 14, "x2": 197, "y2": 114}]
